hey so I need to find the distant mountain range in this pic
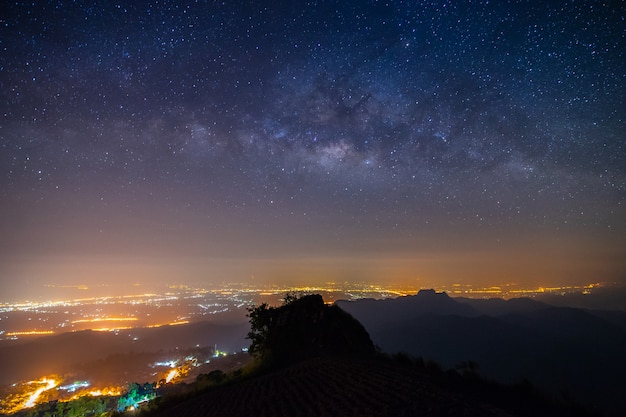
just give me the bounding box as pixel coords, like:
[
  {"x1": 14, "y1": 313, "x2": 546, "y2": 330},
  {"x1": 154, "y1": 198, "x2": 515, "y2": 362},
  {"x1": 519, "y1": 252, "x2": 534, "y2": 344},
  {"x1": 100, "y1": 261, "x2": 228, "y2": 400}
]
[{"x1": 336, "y1": 290, "x2": 626, "y2": 416}]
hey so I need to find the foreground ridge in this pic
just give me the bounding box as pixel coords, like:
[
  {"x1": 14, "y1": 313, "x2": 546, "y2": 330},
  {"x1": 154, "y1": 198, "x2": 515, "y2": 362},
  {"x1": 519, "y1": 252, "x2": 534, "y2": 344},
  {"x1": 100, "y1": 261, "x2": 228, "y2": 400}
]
[{"x1": 147, "y1": 295, "x2": 595, "y2": 417}]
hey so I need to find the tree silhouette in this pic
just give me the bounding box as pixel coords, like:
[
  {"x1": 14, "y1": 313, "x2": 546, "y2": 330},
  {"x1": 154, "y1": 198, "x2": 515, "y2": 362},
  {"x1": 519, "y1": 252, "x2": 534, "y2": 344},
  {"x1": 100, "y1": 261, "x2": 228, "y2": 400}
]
[
  {"x1": 246, "y1": 293, "x2": 305, "y2": 356},
  {"x1": 246, "y1": 302, "x2": 270, "y2": 356},
  {"x1": 245, "y1": 294, "x2": 375, "y2": 365}
]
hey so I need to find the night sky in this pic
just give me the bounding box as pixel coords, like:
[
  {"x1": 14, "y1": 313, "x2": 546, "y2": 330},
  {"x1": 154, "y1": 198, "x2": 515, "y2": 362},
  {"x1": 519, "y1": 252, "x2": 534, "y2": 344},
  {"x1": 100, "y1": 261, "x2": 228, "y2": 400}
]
[{"x1": 1, "y1": 1, "x2": 624, "y2": 300}]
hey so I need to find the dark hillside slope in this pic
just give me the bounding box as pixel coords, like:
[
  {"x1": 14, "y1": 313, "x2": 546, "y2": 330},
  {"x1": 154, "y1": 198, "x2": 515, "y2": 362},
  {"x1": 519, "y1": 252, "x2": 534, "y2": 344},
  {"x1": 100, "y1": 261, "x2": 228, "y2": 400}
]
[
  {"x1": 148, "y1": 295, "x2": 595, "y2": 417},
  {"x1": 338, "y1": 292, "x2": 626, "y2": 416},
  {"x1": 150, "y1": 356, "x2": 526, "y2": 417}
]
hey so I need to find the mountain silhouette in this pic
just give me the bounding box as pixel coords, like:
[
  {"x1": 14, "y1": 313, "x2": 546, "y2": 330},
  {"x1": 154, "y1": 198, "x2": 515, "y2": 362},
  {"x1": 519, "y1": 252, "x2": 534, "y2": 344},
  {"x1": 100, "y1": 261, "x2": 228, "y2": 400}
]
[
  {"x1": 338, "y1": 291, "x2": 626, "y2": 416},
  {"x1": 454, "y1": 295, "x2": 549, "y2": 315},
  {"x1": 251, "y1": 293, "x2": 376, "y2": 363},
  {"x1": 335, "y1": 289, "x2": 477, "y2": 330},
  {"x1": 146, "y1": 294, "x2": 596, "y2": 417}
]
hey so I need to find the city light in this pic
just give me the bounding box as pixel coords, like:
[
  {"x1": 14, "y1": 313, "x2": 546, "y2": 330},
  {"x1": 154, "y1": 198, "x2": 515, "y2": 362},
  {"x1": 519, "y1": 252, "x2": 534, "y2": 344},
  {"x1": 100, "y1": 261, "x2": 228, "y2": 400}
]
[
  {"x1": 24, "y1": 378, "x2": 58, "y2": 408},
  {"x1": 72, "y1": 317, "x2": 138, "y2": 324},
  {"x1": 1, "y1": 376, "x2": 60, "y2": 414},
  {"x1": 0, "y1": 281, "x2": 608, "y2": 414},
  {"x1": 165, "y1": 369, "x2": 179, "y2": 384},
  {"x1": 6, "y1": 330, "x2": 55, "y2": 337},
  {"x1": 87, "y1": 387, "x2": 124, "y2": 397},
  {"x1": 58, "y1": 381, "x2": 90, "y2": 392}
]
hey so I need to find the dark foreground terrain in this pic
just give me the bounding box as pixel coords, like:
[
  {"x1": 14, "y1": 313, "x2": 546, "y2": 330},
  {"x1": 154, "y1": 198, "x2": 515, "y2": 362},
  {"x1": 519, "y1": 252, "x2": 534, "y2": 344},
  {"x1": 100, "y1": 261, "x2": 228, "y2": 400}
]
[
  {"x1": 145, "y1": 295, "x2": 596, "y2": 417},
  {"x1": 337, "y1": 289, "x2": 626, "y2": 416},
  {"x1": 150, "y1": 355, "x2": 595, "y2": 417}
]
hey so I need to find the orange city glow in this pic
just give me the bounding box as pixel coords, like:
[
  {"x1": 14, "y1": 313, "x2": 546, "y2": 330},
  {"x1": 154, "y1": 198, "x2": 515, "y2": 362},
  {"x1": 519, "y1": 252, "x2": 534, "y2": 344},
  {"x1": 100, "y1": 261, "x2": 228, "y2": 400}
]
[
  {"x1": 72, "y1": 317, "x2": 138, "y2": 324},
  {"x1": 6, "y1": 330, "x2": 55, "y2": 337},
  {"x1": 91, "y1": 326, "x2": 133, "y2": 332},
  {"x1": 1, "y1": 376, "x2": 125, "y2": 414},
  {"x1": 68, "y1": 387, "x2": 124, "y2": 401},
  {"x1": 24, "y1": 378, "x2": 58, "y2": 408},
  {"x1": 87, "y1": 387, "x2": 124, "y2": 397},
  {"x1": 165, "y1": 369, "x2": 179, "y2": 384}
]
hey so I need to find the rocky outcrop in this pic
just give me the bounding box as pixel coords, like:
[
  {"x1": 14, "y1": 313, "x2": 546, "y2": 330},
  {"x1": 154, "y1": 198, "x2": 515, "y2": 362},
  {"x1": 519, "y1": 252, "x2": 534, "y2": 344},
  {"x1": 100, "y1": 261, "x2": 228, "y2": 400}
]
[{"x1": 262, "y1": 294, "x2": 375, "y2": 362}]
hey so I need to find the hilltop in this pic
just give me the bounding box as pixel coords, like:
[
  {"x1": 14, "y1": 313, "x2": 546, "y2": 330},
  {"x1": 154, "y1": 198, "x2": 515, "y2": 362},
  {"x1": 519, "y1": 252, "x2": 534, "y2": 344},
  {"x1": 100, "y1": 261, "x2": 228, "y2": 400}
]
[{"x1": 145, "y1": 294, "x2": 595, "y2": 417}]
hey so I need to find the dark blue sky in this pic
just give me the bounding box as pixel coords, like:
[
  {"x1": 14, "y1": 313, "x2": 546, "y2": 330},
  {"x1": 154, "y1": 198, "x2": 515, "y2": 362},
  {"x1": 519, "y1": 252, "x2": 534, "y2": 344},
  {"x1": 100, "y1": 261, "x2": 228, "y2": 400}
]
[{"x1": 1, "y1": 1, "x2": 624, "y2": 300}]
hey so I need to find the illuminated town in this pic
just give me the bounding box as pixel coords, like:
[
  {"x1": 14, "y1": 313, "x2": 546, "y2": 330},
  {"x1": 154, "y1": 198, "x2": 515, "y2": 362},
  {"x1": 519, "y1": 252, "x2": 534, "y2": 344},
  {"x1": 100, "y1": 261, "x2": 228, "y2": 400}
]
[
  {"x1": 0, "y1": 281, "x2": 604, "y2": 335},
  {"x1": 0, "y1": 281, "x2": 605, "y2": 415}
]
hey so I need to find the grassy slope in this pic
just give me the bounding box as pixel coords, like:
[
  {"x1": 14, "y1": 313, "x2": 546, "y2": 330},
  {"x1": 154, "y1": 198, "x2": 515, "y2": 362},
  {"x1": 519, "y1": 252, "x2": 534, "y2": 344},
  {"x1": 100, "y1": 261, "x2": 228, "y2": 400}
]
[{"x1": 147, "y1": 354, "x2": 594, "y2": 417}]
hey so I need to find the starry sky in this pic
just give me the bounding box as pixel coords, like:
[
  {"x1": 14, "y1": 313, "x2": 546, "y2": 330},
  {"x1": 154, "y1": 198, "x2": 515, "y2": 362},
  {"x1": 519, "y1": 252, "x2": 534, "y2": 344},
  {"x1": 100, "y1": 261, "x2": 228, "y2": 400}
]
[{"x1": 1, "y1": 1, "x2": 624, "y2": 301}]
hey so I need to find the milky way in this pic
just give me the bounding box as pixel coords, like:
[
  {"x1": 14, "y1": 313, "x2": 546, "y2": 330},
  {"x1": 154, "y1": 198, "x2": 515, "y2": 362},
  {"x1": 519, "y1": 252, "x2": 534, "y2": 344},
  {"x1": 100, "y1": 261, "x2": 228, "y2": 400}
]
[{"x1": 1, "y1": 1, "x2": 624, "y2": 299}]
